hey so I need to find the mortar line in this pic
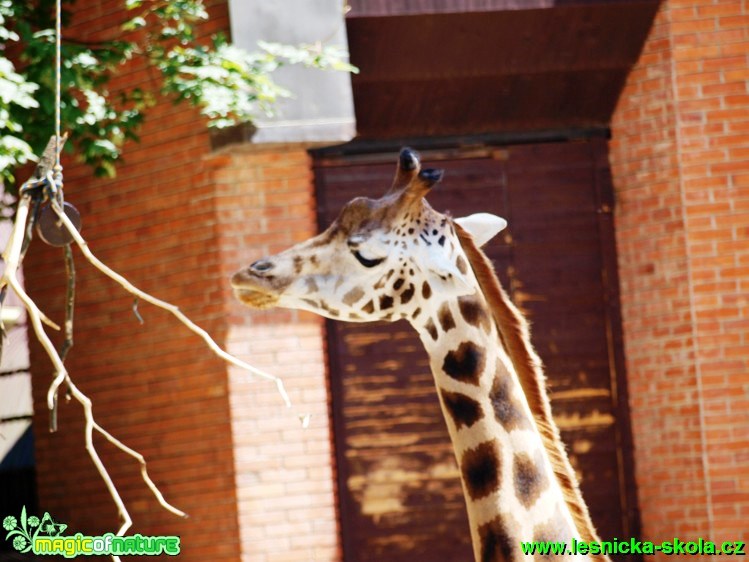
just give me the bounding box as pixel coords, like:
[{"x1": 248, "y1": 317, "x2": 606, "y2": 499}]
[{"x1": 666, "y1": 3, "x2": 714, "y2": 540}]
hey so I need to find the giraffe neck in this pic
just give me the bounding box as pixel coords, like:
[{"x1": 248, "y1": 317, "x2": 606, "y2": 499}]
[{"x1": 411, "y1": 290, "x2": 591, "y2": 561}]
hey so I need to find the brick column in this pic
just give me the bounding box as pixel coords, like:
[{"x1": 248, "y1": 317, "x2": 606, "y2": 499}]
[
  {"x1": 610, "y1": 1, "x2": 749, "y2": 556},
  {"x1": 210, "y1": 145, "x2": 340, "y2": 562}
]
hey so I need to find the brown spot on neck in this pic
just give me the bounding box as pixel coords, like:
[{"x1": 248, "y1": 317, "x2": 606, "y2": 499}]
[
  {"x1": 513, "y1": 451, "x2": 549, "y2": 509},
  {"x1": 532, "y1": 507, "x2": 576, "y2": 560},
  {"x1": 440, "y1": 390, "x2": 484, "y2": 430},
  {"x1": 460, "y1": 440, "x2": 501, "y2": 501},
  {"x1": 437, "y1": 302, "x2": 456, "y2": 332},
  {"x1": 442, "y1": 341, "x2": 486, "y2": 386},
  {"x1": 458, "y1": 295, "x2": 492, "y2": 333},
  {"x1": 489, "y1": 372, "x2": 532, "y2": 432},
  {"x1": 456, "y1": 254, "x2": 468, "y2": 275},
  {"x1": 478, "y1": 516, "x2": 515, "y2": 562}
]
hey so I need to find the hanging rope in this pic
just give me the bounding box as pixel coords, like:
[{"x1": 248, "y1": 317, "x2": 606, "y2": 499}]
[
  {"x1": 20, "y1": 0, "x2": 65, "y2": 204},
  {"x1": 21, "y1": 0, "x2": 76, "y2": 245},
  {"x1": 54, "y1": 0, "x2": 62, "y2": 175}
]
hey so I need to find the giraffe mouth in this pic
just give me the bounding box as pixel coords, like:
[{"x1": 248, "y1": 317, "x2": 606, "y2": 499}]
[
  {"x1": 232, "y1": 287, "x2": 280, "y2": 309},
  {"x1": 231, "y1": 270, "x2": 281, "y2": 310}
]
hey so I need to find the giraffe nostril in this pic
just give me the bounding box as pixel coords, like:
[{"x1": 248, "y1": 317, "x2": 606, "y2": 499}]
[{"x1": 250, "y1": 259, "x2": 274, "y2": 274}]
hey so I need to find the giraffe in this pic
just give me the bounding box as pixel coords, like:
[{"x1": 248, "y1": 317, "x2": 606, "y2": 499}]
[{"x1": 231, "y1": 148, "x2": 610, "y2": 562}]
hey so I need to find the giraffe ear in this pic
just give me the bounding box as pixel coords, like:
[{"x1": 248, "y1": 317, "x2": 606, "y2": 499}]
[{"x1": 454, "y1": 213, "x2": 507, "y2": 247}]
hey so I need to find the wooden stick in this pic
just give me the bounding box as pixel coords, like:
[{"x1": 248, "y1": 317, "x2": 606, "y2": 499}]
[
  {"x1": 49, "y1": 199, "x2": 294, "y2": 408},
  {"x1": 1, "y1": 137, "x2": 185, "y2": 551}
]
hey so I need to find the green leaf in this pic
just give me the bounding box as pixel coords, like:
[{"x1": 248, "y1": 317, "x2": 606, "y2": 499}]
[
  {"x1": 122, "y1": 16, "x2": 146, "y2": 31},
  {"x1": 5, "y1": 530, "x2": 23, "y2": 540}
]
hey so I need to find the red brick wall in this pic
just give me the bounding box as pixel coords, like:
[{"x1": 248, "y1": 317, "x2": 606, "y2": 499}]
[
  {"x1": 211, "y1": 145, "x2": 340, "y2": 562},
  {"x1": 25, "y1": 4, "x2": 340, "y2": 560},
  {"x1": 610, "y1": 0, "x2": 749, "y2": 557},
  {"x1": 25, "y1": 1, "x2": 236, "y2": 560}
]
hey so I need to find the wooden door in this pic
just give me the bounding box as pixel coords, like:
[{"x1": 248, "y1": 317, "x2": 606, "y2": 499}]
[{"x1": 313, "y1": 139, "x2": 639, "y2": 561}]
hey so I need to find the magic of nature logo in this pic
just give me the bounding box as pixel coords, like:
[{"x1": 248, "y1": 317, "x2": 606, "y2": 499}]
[{"x1": 4, "y1": 506, "x2": 180, "y2": 557}]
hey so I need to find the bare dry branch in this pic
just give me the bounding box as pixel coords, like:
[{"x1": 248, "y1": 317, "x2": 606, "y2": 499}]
[
  {"x1": 2, "y1": 136, "x2": 301, "y2": 562},
  {"x1": 49, "y1": 199, "x2": 294, "y2": 408},
  {"x1": 1, "y1": 139, "x2": 188, "y2": 561},
  {"x1": 50, "y1": 243, "x2": 76, "y2": 432},
  {"x1": 1, "y1": 196, "x2": 186, "y2": 551},
  {"x1": 31, "y1": 133, "x2": 68, "y2": 181}
]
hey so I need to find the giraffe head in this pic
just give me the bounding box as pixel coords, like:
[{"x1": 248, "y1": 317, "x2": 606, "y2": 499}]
[{"x1": 231, "y1": 148, "x2": 507, "y2": 323}]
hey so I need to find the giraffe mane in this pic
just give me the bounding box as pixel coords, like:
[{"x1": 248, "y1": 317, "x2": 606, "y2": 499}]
[{"x1": 453, "y1": 221, "x2": 608, "y2": 559}]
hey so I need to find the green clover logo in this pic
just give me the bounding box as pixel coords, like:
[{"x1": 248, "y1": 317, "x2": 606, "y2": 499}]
[
  {"x1": 3, "y1": 507, "x2": 44, "y2": 553},
  {"x1": 4, "y1": 508, "x2": 67, "y2": 553}
]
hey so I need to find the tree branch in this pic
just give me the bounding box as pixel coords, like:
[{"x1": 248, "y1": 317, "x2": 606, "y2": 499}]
[
  {"x1": 1, "y1": 199, "x2": 186, "y2": 562},
  {"x1": 49, "y1": 243, "x2": 76, "y2": 432},
  {"x1": 2, "y1": 137, "x2": 303, "y2": 562},
  {"x1": 1, "y1": 137, "x2": 189, "y2": 562},
  {"x1": 49, "y1": 198, "x2": 294, "y2": 408}
]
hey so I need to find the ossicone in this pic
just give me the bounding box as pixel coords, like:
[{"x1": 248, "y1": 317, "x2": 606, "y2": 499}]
[
  {"x1": 392, "y1": 147, "x2": 421, "y2": 191},
  {"x1": 399, "y1": 147, "x2": 419, "y2": 171},
  {"x1": 390, "y1": 147, "x2": 445, "y2": 203},
  {"x1": 418, "y1": 168, "x2": 444, "y2": 187}
]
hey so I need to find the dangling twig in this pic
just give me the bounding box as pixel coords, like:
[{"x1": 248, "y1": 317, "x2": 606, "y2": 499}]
[
  {"x1": 49, "y1": 243, "x2": 75, "y2": 432},
  {"x1": 0, "y1": 286, "x2": 7, "y2": 364},
  {"x1": 60, "y1": 244, "x2": 75, "y2": 362},
  {"x1": 19, "y1": 197, "x2": 42, "y2": 263},
  {"x1": 132, "y1": 297, "x2": 144, "y2": 324}
]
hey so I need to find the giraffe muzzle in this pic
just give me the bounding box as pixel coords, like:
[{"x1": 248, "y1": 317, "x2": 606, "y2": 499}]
[{"x1": 230, "y1": 262, "x2": 282, "y2": 309}]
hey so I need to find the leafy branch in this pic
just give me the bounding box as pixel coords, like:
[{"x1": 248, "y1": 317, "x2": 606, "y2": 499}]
[{"x1": 1, "y1": 0, "x2": 356, "y2": 185}]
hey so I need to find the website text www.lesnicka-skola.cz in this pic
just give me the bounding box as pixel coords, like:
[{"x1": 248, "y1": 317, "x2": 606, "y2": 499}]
[{"x1": 521, "y1": 537, "x2": 746, "y2": 557}]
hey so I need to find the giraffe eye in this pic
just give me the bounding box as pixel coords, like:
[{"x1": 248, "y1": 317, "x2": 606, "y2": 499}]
[{"x1": 353, "y1": 250, "x2": 385, "y2": 268}]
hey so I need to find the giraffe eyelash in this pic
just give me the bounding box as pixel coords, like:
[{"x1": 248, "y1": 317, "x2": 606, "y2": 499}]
[{"x1": 352, "y1": 250, "x2": 385, "y2": 268}]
